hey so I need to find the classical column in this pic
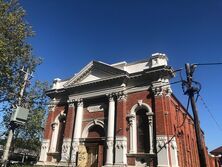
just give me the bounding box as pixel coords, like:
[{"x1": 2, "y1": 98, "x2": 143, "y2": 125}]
[
  {"x1": 147, "y1": 112, "x2": 154, "y2": 154},
  {"x1": 127, "y1": 114, "x2": 136, "y2": 153},
  {"x1": 105, "y1": 94, "x2": 115, "y2": 165},
  {"x1": 71, "y1": 99, "x2": 84, "y2": 165}
]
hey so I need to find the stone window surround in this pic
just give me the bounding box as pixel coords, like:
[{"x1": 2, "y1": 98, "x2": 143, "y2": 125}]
[{"x1": 127, "y1": 100, "x2": 154, "y2": 154}]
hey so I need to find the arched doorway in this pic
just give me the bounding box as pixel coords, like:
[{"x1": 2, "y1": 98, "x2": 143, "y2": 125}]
[{"x1": 81, "y1": 120, "x2": 105, "y2": 167}]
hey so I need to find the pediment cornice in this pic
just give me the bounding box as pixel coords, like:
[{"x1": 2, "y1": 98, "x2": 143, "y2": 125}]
[{"x1": 64, "y1": 61, "x2": 127, "y2": 87}]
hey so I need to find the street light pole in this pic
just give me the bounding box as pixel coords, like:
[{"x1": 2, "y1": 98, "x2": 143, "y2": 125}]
[{"x1": 1, "y1": 68, "x2": 31, "y2": 167}]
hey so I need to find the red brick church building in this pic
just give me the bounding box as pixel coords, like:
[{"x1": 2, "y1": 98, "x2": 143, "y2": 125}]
[{"x1": 37, "y1": 53, "x2": 217, "y2": 166}]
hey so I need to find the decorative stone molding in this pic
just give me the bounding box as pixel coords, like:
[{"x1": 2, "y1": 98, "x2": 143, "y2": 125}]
[
  {"x1": 67, "y1": 98, "x2": 75, "y2": 107},
  {"x1": 116, "y1": 91, "x2": 127, "y2": 101},
  {"x1": 165, "y1": 86, "x2": 173, "y2": 96},
  {"x1": 149, "y1": 53, "x2": 168, "y2": 68},
  {"x1": 38, "y1": 139, "x2": 50, "y2": 162},
  {"x1": 156, "y1": 135, "x2": 179, "y2": 167},
  {"x1": 51, "y1": 122, "x2": 58, "y2": 130},
  {"x1": 48, "y1": 99, "x2": 57, "y2": 112},
  {"x1": 77, "y1": 98, "x2": 83, "y2": 107},
  {"x1": 129, "y1": 102, "x2": 154, "y2": 154},
  {"x1": 106, "y1": 140, "x2": 114, "y2": 149},
  {"x1": 151, "y1": 78, "x2": 172, "y2": 97},
  {"x1": 107, "y1": 93, "x2": 115, "y2": 102},
  {"x1": 126, "y1": 114, "x2": 135, "y2": 126},
  {"x1": 115, "y1": 137, "x2": 127, "y2": 165},
  {"x1": 71, "y1": 141, "x2": 79, "y2": 164},
  {"x1": 86, "y1": 103, "x2": 106, "y2": 112},
  {"x1": 137, "y1": 99, "x2": 143, "y2": 106},
  {"x1": 115, "y1": 140, "x2": 127, "y2": 149},
  {"x1": 60, "y1": 139, "x2": 72, "y2": 162},
  {"x1": 52, "y1": 78, "x2": 62, "y2": 89},
  {"x1": 157, "y1": 136, "x2": 168, "y2": 150},
  {"x1": 81, "y1": 119, "x2": 104, "y2": 138}
]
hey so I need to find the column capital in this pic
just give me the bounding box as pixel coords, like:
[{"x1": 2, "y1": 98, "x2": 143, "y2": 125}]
[
  {"x1": 51, "y1": 122, "x2": 58, "y2": 130},
  {"x1": 67, "y1": 98, "x2": 75, "y2": 107},
  {"x1": 77, "y1": 98, "x2": 83, "y2": 107},
  {"x1": 106, "y1": 93, "x2": 115, "y2": 102},
  {"x1": 116, "y1": 91, "x2": 127, "y2": 101},
  {"x1": 126, "y1": 114, "x2": 135, "y2": 126},
  {"x1": 48, "y1": 98, "x2": 58, "y2": 112},
  {"x1": 151, "y1": 79, "x2": 172, "y2": 96}
]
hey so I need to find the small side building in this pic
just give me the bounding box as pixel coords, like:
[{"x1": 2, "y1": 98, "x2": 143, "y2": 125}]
[
  {"x1": 210, "y1": 146, "x2": 222, "y2": 167},
  {"x1": 37, "y1": 53, "x2": 216, "y2": 167}
]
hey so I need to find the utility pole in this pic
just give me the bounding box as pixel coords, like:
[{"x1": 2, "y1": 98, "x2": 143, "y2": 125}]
[
  {"x1": 1, "y1": 68, "x2": 31, "y2": 167},
  {"x1": 184, "y1": 63, "x2": 207, "y2": 167}
]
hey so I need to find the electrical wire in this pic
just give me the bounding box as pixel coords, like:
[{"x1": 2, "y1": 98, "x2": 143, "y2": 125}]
[
  {"x1": 157, "y1": 94, "x2": 189, "y2": 154},
  {"x1": 198, "y1": 94, "x2": 222, "y2": 133},
  {"x1": 193, "y1": 63, "x2": 222, "y2": 66}
]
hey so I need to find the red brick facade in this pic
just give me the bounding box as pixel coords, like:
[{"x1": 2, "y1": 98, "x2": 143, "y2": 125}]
[
  {"x1": 38, "y1": 55, "x2": 218, "y2": 167},
  {"x1": 40, "y1": 90, "x2": 218, "y2": 166}
]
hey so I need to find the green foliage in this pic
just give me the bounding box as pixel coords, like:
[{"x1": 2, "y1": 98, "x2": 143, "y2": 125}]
[
  {"x1": 0, "y1": 0, "x2": 49, "y2": 154},
  {"x1": 12, "y1": 81, "x2": 49, "y2": 152},
  {"x1": 0, "y1": 0, "x2": 41, "y2": 106}
]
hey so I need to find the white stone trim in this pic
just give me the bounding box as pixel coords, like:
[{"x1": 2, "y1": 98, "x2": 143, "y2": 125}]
[
  {"x1": 105, "y1": 94, "x2": 115, "y2": 165},
  {"x1": 128, "y1": 101, "x2": 154, "y2": 154},
  {"x1": 156, "y1": 135, "x2": 179, "y2": 167},
  {"x1": 71, "y1": 99, "x2": 84, "y2": 165},
  {"x1": 114, "y1": 136, "x2": 127, "y2": 165},
  {"x1": 68, "y1": 84, "x2": 151, "y2": 101},
  {"x1": 49, "y1": 114, "x2": 60, "y2": 153},
  {"x1": 38, "y1": 139, "x2": 50, "y2": 162},
  {"x1": 81, "y1": 119, "x2": 104, "y2": 138},
  {"x1": 170, "y1": 137, "x2": 179, "y2": 167},
  {"x1": 60, "y1": 138, "x2": 72, "y2": 162},
  {"x1": 157, "y1": 135, "x2": 170, "y2": 167}
]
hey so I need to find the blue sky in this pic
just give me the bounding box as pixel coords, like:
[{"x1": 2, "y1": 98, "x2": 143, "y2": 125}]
[{"x1": 20, "y1": 0, "x2": 222, "y2": 151}]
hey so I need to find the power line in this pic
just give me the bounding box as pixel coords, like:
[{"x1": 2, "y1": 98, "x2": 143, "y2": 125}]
[
  {"x1": 198, "y1": 94, "x2": 222, "y2": 133},
  {"x1": 193, "y1": 62, "x2": 222, "y2": 66}
]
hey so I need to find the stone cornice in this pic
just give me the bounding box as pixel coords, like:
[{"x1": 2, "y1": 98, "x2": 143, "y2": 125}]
[
  {"x1": 46, "y1": 65, "x2": 175, "y2": 101},
  {"x1": 66, "y1": 74, "x2": 128, "y2": 89},
  {"x1": 64, "y1": 61, "x2": 128, "y2": 87}
]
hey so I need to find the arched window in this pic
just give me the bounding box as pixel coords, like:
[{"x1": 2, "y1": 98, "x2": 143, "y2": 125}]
[
  {"x1": 56, "y1": 118, "x2": 65, "y2": 152},
  {"x1": 49, "y1": 113, "x2": 66, "y2": 154},
  {"x1": 136, "y1": 109, "x2": 149, "y2": 153},
  {"x1": 128, "y1": 101, "x2": 154, "y2": 154}
]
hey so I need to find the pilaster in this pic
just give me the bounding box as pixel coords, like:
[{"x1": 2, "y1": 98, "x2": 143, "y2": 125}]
[
  {"x1": 156, "y1": 135, "x2": 179, "y2": 167},
  {"x1": 147, "y1": 112, "x2": 154, "y2": 154},
  {"x1": 114, "y1": 136, "x2": 127, "y2": 166},
  {"x1": 59, "y1": 139, "x2": 72, "y2": 165},
  {"x1": 60, "y1": 101, "x2": 75, "y2": 164},
  {"x1": 38, "y1": 139, "x2": 50, "y2": 163},
  {"x1": 127, "y1": 114, "x2": 136, "y2": 154}
]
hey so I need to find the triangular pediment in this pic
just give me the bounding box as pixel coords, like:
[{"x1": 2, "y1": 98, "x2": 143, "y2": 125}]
[{"x1": 64, "y1": 61, "x2": 127, "y2": 87}]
